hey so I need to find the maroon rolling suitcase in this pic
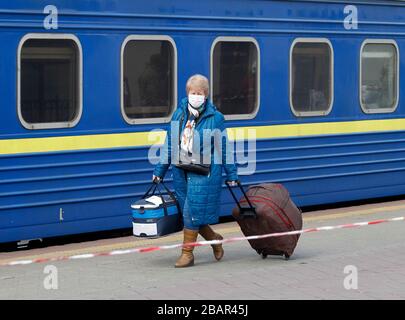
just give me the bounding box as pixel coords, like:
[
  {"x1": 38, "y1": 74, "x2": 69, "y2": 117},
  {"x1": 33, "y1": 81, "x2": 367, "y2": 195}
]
[{"x1": 227, "y1": 181, "x2": 303, "y2": 259}]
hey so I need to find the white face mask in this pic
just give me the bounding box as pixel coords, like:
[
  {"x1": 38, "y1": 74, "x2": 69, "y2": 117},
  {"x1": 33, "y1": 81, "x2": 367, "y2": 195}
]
[{"x1": 188, "y1": 94, "x2": 206, "y2": 109}]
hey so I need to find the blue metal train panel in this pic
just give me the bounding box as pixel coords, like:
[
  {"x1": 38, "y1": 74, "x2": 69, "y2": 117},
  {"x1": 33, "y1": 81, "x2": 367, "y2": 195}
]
[{"x1": 0, "y1": 0, "x2": 405, "y2": 243}]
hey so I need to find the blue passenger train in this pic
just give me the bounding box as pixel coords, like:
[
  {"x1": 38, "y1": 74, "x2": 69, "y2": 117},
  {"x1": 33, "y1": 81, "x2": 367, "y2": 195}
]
[{"x1": 1, "y1": 0, "x2": 405, "y2": 243}]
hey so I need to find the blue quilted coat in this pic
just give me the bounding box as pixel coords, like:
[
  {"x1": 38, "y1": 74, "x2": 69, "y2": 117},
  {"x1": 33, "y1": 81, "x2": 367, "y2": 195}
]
[{"x1": 153, "y1": 98, "x2": 238, "y2": 228}]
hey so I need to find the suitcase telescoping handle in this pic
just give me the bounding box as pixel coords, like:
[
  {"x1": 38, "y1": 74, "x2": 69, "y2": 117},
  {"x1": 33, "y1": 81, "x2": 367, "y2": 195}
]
[{"x1": 225, "y1": 180, "x2": 257, "y2": 219}]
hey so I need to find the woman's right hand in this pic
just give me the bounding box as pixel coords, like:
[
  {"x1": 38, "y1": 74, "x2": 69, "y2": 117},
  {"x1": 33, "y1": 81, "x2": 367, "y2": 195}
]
[{"x1": 152, "y1": 175, "x2": 161, "y2": 183}]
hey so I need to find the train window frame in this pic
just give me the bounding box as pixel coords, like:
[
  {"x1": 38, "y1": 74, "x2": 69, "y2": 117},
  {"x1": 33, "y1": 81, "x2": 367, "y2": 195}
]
[
  {"x1": 210, "y1": 36, "x2": 261, "y2": 121},
  {"x1": 289, "y1": 38, "x2": 334, "y2": 117},
  {"x1": 120, "y1": 35, "x2": 178, "y2": 125},
  {"x1": 17, "y1": 33, "x2": 83, "y2": 130},
  {"x1": 359, "y1": 39, "x2": 399, "y2": 114}
]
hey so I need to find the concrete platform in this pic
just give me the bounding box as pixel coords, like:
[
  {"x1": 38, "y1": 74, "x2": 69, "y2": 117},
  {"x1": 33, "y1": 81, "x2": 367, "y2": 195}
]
[{"x1": 1, "y1": 199, "x2": 405, "y2": 300}]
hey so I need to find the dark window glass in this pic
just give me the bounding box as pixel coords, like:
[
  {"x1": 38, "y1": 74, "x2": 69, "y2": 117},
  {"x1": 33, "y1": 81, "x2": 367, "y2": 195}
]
[
  {"x1": 291, "y1": 42, "x2": 332, "y2": 115},
  {"x1": 123, "y1": 40, "x2": 174, "y2": 119},
  {"x1": 20, "y1": 39, "x2": 79, "y2": 124},
  {"x1": 212, "y1": 41, "x2": 258, "y2": 116},
  {"x1": 361, "y1": 43, "x2": 398, "y2": 112}
]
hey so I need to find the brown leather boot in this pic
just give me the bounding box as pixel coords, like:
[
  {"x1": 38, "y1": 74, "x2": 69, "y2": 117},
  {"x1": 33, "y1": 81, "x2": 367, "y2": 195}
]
[
  {"x1": 199, "y1": 225, "x2": 224, "y2": 261},
  {"x1": 175, "y1": 229, "x2": 199, "y2": 268}
]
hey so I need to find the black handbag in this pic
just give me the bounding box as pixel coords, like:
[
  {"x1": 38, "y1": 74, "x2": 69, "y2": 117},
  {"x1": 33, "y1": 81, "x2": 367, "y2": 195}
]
[{"x1": 175, "y1": 161, "x2": 210, "y2": 176}]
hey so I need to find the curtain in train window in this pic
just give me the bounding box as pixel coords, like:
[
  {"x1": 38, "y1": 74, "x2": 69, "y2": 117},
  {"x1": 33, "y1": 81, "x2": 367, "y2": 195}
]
[
  {"x1": 212, "y1": 41, "x2": 258, "y2": 116},
  {"x1": 291, "y1": 42, "x2": 332, "y2": 115},
  {"x1": 361, "y1": 43, "x2": 398, "y2": 112},
  {"x1": 20, "y1": 39, "x2": 79, "y2": 124},
  {"x1": 123, "y1": 40, "x2": 174, "y2": 119}
]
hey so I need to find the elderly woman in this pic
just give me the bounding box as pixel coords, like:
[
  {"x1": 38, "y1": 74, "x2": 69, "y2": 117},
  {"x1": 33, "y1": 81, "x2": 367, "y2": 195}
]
[{"x1": 153, "y1": 74, "x2": 238, "y2": 268}]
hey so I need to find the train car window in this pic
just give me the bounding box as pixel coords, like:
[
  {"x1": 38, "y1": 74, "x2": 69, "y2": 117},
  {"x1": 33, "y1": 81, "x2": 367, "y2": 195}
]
[
  {"x1": 360, "y1": 40, "x2": 399, "y2": 114},
  {"x1": 122, "y1": 36, "x2": 177, "y2": 124},
  {"x1": 18, "y1": 35, "x2": 82, "y2": 130},
  {"x1": 290, "y1": 39, "x2": 333, "y2": 117},
  {"x1": 211, "y1": 37, "x2": 260, "y2": 120}
]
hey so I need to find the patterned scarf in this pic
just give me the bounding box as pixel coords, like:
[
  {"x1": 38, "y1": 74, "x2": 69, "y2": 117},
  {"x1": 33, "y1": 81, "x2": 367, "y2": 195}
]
[{"x1": 180, "y1": 104, "x2": 205, "y2": 155}]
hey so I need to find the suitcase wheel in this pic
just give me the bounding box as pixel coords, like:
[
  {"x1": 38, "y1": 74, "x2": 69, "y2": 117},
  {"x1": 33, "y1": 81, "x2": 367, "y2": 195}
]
[
  {"x1": 261, "y1": 253, "x2": 268, "y2": 259},
  {"x1": 284, "y1": 253, "x2": 290, "y2": 260}
]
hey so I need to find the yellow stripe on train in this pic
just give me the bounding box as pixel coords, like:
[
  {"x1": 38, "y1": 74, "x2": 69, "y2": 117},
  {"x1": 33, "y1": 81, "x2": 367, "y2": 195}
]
[
  {"x1": 1, "y1": 118, "x2": 405, "y2": 155},
  {"x1": 226, "y1": 118, "x2": 405, "y2": 140}
]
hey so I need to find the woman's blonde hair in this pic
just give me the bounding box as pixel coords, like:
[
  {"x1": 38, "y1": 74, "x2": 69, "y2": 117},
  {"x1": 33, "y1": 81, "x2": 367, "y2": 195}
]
[{"x1": 186, "y1": 74, "x2": 210, "y2": 97}]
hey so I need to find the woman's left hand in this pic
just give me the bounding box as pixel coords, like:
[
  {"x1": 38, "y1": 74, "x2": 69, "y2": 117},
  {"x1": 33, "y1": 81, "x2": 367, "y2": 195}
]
[{"x1": 227, "y1": 180, "x2": 239, "y2": 187}]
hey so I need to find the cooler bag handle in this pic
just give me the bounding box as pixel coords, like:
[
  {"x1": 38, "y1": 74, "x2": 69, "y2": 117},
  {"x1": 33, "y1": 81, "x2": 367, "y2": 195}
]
[
  {"x1": 157, "y1": 181, "x2": 177, "y2": 203},
  {"x1": 154, "y1": 181, "x2": 182, "y2": 217},
  {"x1": 143, "y1": 180, "x2": 176, "y2": 201},
  {"x1": 141, "y1": 180, "x2": 180, "y2": 217},
  {"x1": 159, "y1": 181, "x2": 182, "y2": 216},
  {"x1": 142, "y1": 182, "x2": 159, "y2": 199},
  {"x1": 225, "y1": 180, "x2": 257, "y2": 219}
]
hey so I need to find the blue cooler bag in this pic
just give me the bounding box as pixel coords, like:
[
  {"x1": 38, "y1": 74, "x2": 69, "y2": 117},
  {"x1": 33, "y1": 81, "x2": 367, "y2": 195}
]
[{"x1": 131, "y1": 182, "x2": 183, "y2": 238}]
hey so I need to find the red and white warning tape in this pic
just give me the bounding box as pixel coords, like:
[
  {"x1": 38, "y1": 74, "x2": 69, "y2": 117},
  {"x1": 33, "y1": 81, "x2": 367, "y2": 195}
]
[{"x1": 1, "y1": 216, "x2": 404, "y2": 267}]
